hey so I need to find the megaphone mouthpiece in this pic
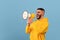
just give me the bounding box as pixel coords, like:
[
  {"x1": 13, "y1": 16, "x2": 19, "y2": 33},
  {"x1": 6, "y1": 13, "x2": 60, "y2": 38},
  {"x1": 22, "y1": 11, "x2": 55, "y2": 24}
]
[{"x1": 30, "y1": 13, "x2": 35, "y2": 19}]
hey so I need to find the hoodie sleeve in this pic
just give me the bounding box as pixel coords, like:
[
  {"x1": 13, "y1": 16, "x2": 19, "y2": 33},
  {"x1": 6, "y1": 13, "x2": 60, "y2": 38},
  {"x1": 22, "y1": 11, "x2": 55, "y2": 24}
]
[{"x1": 25, "y1": 24, "x2": 32, "y2": 34}]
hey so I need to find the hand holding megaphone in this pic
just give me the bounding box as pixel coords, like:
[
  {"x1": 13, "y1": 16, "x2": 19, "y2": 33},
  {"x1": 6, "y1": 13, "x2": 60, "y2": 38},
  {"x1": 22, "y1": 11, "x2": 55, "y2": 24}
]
[
  {"x1": 28, "y1": 13, "x2": 35, "y2": 24},
  {"x1": 23, "y1": 11, "x2": 35, "y2": 24}
]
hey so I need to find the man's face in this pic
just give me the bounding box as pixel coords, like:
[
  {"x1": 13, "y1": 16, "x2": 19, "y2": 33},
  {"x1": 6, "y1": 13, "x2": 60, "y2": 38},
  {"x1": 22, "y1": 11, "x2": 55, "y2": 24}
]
[{"x1": 36, "y1": 10, "x2": 44, "y2": 20}]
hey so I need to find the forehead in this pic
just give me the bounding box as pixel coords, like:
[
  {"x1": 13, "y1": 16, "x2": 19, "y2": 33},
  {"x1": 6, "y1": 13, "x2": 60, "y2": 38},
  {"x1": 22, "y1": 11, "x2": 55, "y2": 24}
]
[{"x1": 36, "y1": 10, "x2": 43, "y2": 12}]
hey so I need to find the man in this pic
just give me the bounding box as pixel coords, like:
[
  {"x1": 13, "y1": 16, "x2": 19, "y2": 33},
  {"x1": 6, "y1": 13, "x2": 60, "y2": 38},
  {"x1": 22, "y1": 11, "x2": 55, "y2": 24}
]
[{"x1": 25, "y1": 8, "x2": 48, "y2": 40}]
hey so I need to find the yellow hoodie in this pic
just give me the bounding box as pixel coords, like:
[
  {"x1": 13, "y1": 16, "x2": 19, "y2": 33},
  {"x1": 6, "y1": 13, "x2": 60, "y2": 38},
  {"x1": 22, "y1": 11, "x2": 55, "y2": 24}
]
[{"x1": 25, "y1": 18, "x2": 48, "y2": 40}]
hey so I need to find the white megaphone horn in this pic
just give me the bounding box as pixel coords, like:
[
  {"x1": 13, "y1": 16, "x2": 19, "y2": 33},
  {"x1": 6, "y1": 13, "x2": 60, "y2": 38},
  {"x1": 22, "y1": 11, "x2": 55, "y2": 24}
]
[{"x1": 23, "y1": 11, "x2": 35, "y2": 19}]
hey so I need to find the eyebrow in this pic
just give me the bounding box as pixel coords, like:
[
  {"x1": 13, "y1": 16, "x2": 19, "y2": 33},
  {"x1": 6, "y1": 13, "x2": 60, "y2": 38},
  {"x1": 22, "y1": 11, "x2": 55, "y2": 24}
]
[{"x1": 37, "y1": 12, "x2": 40, "y2": 13}]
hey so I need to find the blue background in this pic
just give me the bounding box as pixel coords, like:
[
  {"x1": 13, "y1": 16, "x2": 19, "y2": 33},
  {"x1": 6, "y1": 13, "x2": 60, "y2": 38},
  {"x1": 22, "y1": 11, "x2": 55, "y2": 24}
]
[{"x1": 0, "y1": 0, "x2": 60, "y2": 40}]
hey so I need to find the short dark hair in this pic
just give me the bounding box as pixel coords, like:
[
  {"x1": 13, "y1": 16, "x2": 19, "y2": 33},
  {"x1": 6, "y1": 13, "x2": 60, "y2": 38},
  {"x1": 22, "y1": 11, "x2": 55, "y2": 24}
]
[{"x1": 37, "y1": 8, "x2": 45, "y2": 12}]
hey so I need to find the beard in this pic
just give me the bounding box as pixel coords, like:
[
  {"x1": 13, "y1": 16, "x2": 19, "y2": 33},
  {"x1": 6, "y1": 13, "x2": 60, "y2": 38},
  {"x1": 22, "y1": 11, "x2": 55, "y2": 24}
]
[{"x1": 36, "y1": 14, "x2": 42, "y2": 20}]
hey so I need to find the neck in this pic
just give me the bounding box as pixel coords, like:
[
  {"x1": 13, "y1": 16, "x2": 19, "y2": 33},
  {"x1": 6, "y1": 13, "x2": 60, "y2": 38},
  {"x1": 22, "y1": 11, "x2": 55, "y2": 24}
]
[{"x1": 39, "y1": 16, "x2": 44, "y2": 20}]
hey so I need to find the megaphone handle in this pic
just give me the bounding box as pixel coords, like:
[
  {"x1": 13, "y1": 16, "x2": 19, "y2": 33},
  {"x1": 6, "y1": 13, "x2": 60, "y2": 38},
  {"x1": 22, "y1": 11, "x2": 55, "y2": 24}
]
[{"x1": 27, "y1": 17, "x2": 33, "y2": 24}]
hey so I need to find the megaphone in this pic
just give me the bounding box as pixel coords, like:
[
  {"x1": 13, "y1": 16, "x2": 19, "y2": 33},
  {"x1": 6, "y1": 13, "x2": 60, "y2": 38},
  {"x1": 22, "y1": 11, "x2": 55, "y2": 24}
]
[{"x1": 23, "y1": 11, "x2": 35, "y2": 19}]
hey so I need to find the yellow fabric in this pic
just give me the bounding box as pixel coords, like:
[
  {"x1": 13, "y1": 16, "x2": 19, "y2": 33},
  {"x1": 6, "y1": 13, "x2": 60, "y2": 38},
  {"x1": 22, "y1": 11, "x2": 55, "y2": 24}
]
[{"x1": 25, "y1": 18, "x2": 48, "y2": 40}]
